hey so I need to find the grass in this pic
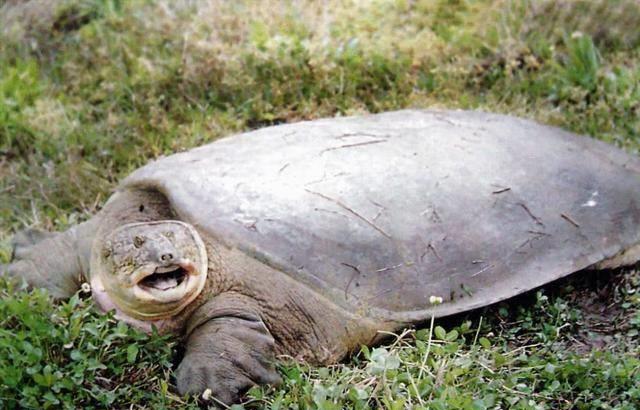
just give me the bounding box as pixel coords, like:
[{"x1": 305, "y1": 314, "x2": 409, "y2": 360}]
[{"x1": 0, "y1": 0, "x2": 639, "y2": 408}]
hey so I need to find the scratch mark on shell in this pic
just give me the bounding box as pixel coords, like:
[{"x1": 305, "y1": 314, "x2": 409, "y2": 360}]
[
  {"x1": 375, "y1": 263, "x2": 403, "y2": 273},
  {"x1": 427, "y1": 242, "x2": 442, "y2": 262},
  {"x1": 471, "y1": 264, "x2": 494, "y2": 277},
  {"x1": 528, "y1": 230, "x2": 551, "y2": 236},
  {"x1": 305, "y1": 170, "x2": 328, "y2": 186},
  {"x1": 433, "y1": 113, "x2": 458, "y2": 126},
  {"x1": 369, "y1": 198, "x2": 386, "y2": 221},
  {"x1": 342, "y1": 263, "x2": 361, "y2": 300},
  {"x1": 335, "y1": 132, "x2": 386, "y2": 140},
  {"x1": 278, "y1": 163, "x2": 290, "y2": 173},
  {"x1": 492, "y1": 187, "x2": 511, "y2": 194},
  {"x1": 320, "y1": 139, "x2": 387, "y2": 154},
  {"x1": 305, "y1": 189, "x2": 391, "y2": 239},
  {"x1": 561, "y1": 213, "x2": 580, "y2": 228},
  {"x1": 518, "y1": 203, "x2": 545, "y2": 227},
  {"x1": 314, "y1": 208, "x2": 349, "y2": 219}
]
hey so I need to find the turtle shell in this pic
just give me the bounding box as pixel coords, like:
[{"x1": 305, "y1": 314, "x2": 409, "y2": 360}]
[{"x1": 121, "y1": 110, "x2": 640, "y2": 322}]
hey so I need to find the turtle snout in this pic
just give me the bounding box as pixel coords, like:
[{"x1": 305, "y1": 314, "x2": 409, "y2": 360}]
[
  {"x1": 157, "y1": 250, "x2": 179, "y2": 266},
  {"x1": 152, "y1": 241, "x2": 180, "y2": 266}
]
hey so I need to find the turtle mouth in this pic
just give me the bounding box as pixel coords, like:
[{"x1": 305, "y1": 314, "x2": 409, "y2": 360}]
[{"x1": 138, "y1": 264, "x2": 190, "y2": 291}]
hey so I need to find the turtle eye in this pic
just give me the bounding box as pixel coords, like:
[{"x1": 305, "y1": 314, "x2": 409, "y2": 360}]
[{"x1": 133, "y1": 235, "x2": 145, "y2": 248}]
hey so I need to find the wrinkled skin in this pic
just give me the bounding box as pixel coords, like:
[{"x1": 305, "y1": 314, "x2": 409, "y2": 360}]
[
  {"x1": 3, "y1": 189, "x2": 382, "y2": 404},
  {"x1": 3, "y1": 110, "x2": 640, "y2": 404}
]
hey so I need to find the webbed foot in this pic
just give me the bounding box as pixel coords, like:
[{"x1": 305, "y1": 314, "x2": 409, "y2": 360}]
[{"x1": 176, "y1": 298, "x2": 281, "y2": 404}]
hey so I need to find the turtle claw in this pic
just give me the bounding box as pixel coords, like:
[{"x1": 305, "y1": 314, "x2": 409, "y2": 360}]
[
  {"x1": 176, "y1": 311, "x2": 281, "y2": 404},
  {"x1": 176, "y1": 355, "x2": 257, "y2": 405}
]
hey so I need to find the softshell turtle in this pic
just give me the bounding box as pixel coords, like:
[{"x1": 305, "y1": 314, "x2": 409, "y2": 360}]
[{"x1": 4, "y1": 110, "x2": 640, "y2": 403}]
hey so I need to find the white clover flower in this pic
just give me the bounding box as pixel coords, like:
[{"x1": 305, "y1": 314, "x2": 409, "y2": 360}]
[{"x1": 429, "y1": 295, "x2": 443, "y2": 305}]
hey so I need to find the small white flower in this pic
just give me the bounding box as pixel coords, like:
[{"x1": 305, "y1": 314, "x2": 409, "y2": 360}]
[
  {"x1": 80, "y1": 282, "x2": 91, "y2": 294},
  {"x1": 429, "y1": 295, "x2": 443, "y2": 305},
  {"x1": 202, "y1": 388, "x2": 212, "y2": 401}
]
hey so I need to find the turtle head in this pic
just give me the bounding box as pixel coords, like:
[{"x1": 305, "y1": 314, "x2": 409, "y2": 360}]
[{"x1": 91, "y1": 221, "x2": 208, "y2": 321}]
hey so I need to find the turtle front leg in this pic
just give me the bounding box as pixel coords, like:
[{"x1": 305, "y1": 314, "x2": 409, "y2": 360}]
[
  {"x1": 2, "y1": 219, "x2": 99, "y2": 299},
  {"x1": 176, "y1": 292, "x2": 281, "y2": 404},
  {"x1": 11, "y1": 228, "x2": 58, "y2": 255}
]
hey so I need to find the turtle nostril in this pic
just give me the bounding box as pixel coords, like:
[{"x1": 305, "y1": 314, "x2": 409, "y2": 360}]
[{"x1": 161, "y1": 253, "x2": 174, "y2": 262}]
